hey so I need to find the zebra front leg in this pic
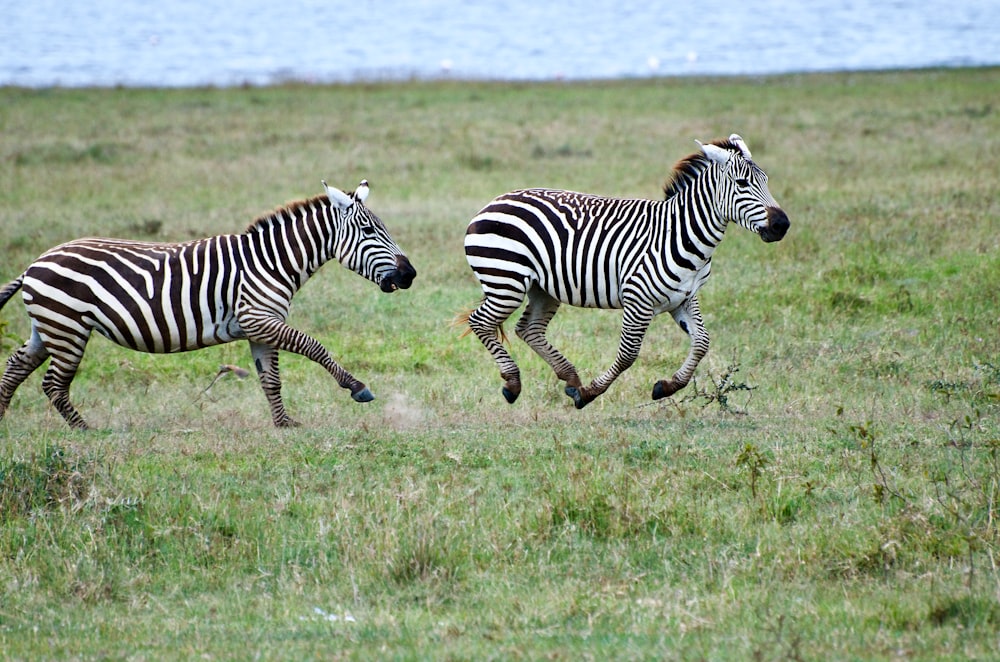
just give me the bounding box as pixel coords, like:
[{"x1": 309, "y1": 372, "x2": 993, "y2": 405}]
[
  {"x1": 249, "y1": 342, "x2": 299, "y2": 427},
  {"x1": 566, "y1": 303, "x2": 654, "y2": 409},
  {"x1": 240, "y1": 313, "x2": 374, "y2": 411},
  {"x1": 652, "y1": 297, "x2": 709, "y2": 400}
]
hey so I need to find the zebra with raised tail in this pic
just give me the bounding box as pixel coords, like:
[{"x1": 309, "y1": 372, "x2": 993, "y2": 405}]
[
  {"x1": 460, "y1": 134, "x2": 789, "y2": 409},
  {"x1": 0, "y1": 180, "x2": 416, "y2": 429}
]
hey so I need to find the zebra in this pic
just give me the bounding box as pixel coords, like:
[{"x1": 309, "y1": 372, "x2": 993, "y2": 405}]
[
  {"x1": 0, "y1": 180, "x2": 416, "y2": 430},
  {"x1": 460, "y1": 134, "x2": 789, "y2": 409}
]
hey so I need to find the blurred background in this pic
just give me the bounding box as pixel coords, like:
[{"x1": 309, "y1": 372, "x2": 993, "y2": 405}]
[{"x1": 2, "y1": 0, "x2": 999, "y2": 87}]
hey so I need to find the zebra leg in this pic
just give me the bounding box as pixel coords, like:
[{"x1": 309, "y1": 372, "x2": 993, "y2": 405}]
[
  {"x1": 566, "y1": 303, "x2": 654, "y2": 409},
  {"x1": 514, "y1": 287, "x2": 582, "y2": 390},
  {"x1": 39, "y1": 338, "x2": 91, "y2": 431},
  {"x1": 652, "y1": 296, "x2": 709, "y2": 400},
  {"x1": 467, "y1": 295, "x2": 524, "y2": 403},
  {"x1": 249, "y1": 341, "x2": 299, "y2": 428},
  {"x1": 239, "y1": 313, "x2": 374, "y2": 408},
  {"x1": 0, "y1": 329, "x2": 50, "y2": 423}
]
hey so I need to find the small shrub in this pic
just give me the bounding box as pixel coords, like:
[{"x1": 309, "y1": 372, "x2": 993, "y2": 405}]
[
  {"x1": 680, "y1": 360, "x2": 757, "y2": 414},
  {"x1": 735, "y1": 443, "x2": 770, "y2": 500}
]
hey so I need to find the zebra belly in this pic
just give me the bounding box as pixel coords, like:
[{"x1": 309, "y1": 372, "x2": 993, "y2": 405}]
[
  {"x1": 25, "y1": 278, "x2": 242, "y2": 353},
  {"x1": 540, "y1": 273, "x2": 625, "y2": 309},
  {"x1": 89, "y1": 306, "x2": 244, "y2": 353}
]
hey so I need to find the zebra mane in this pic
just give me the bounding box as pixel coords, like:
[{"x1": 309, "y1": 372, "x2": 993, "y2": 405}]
[
  {"x1": 662, "y1": 137, "x2": 748, "y2": 200},
  {"x1": 244, "y1": 194, "x2": 329, "y2": 233}
]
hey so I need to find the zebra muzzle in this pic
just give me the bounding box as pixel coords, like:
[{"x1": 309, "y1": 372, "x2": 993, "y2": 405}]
[
  {"x1": 379, "y1": 255, "x2": 417, "y2": 292},
  {"x1": 759, "y1": 207, "x2": 790, "y2": 243}
]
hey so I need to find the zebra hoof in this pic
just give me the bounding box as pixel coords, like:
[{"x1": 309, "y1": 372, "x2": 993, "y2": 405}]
[
  {"x1": 502, "y1": 386, "x2": 519, "y2": 404},
  {"x1": 652, "y1": 380, "x2": 679, "y2": 400},
  {"x1": 564, "y1": 386, "x2": 591, "y2": 410},
  {"x1": 351, "y1": 387, "x2": 375, "y2": 403}
]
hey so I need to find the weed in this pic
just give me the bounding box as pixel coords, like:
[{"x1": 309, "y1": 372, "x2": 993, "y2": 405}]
[
  {"x1": 752, "y1": 610, "x2": 806, "y2": 662},
  {"x1": 928, "y1": 434, "x2": 1000, "y2": 589},
  {"x1": 926, "y1": 362, "x2": 1000, "y2": 405},
  {"x1": 927, "y1": 378, "x2": 968, "y2": 403},
  {"x1": 855, "y1": 424, "x2": 908, "y2": 505},
  {"x1": 680, "y1": 359, "x2": 757, "y2": 414},
  {"x1": 735, "y1": 443, "x2": 770, "y2": 500}
]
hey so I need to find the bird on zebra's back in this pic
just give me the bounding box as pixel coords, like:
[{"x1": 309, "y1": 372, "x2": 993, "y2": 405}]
[
  {"x1": 459, "y1": 134, "x2": 789, "y2": 409},
  {"x1": 0, "y1": 180, "x2": 417, "y2": 430}
]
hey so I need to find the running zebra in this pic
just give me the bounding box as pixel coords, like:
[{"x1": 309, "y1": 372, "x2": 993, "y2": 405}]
[
  {"x1": 460, "y1": 134, "x2": 789, "y2": 408},
  {"x1": 0, "y1": 180, "x2": 416, "y2": 429}
]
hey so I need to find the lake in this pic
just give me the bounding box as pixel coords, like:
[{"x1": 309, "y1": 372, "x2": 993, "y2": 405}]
[{"x1": 2, "y1": 0, "x2": 998, "y2": 87}]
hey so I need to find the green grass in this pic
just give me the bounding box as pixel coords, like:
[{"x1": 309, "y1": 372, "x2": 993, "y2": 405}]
[{"x1": 1, "y1": 68, "x2": 999, "y2": 659}]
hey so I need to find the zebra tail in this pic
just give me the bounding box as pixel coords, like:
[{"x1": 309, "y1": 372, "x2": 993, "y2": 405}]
[
  {"x1": 0, "y1": 276, "x2": 24, "y2": 311},
  {"x1": 451, "y1": 305, "x2": 509, "y2": 344}
]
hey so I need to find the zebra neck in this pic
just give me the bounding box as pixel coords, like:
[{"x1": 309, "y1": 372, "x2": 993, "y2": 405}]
[
  {"x1": 670, "y1": 185, "x2": 727, "y2": 247},
  {"x1": 239, "y1": 218, "x2": 336, "y2": 295},
  {"x1": 306, "y1": 200, "x2": 339, "y2": 278}
]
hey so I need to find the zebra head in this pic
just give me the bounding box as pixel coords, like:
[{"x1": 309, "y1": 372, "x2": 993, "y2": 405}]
[
  {"x1": 697, "y1": 134, "x2": 790, "y2": 243},
  {"x1": 323, "y1": 180, "x2": 417, "y2": 292}
]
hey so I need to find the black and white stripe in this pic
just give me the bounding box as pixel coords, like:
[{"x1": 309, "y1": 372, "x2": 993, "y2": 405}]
[
  {"x1": 462, "y1": 134, "x2": 789, "y2": 408},
  {"x1": 0, "y1": 180, "x2": 416, "y2": 429}
]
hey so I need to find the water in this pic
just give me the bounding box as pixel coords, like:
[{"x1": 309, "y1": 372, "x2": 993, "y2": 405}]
[{"x1": 2, "y1": 0, "x2": 998, "y2": 87}]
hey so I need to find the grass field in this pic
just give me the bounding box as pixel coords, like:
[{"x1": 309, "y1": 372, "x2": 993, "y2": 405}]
[{"x1": 1, "y1": 68, "x2": 999, "y2": 659}]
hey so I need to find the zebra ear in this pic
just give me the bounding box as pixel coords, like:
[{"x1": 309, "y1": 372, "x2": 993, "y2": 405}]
[
  {"x1": 696, "y1": 140, "x2": 731, "y2": 165},
  {"x1": 729, "y1": 134, "x2": 752, "y2": 159},
  {"x1": 354, "y1": 180, "x2": 370, "y2": 203},
  {"x1": 322, "y1": 180, "x2": 355, "y2": 210}
]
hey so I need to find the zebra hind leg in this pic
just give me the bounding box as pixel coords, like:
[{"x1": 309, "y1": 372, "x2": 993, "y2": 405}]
[
  {"x1": 467, "y1": 297, "x2": 524, "y2": 403},
  {"x1": 250, "y1": 341, "x2": 300, "y2": 427},
  {"x1": 39, "y1": 348, "x2": 90, "y2": 430},
  {"x1": 0, "y1": 331, "x2": 50, "y2": 423},
  {"x1": 514, "y1": 288, "x2": 582, "y2": 391}
]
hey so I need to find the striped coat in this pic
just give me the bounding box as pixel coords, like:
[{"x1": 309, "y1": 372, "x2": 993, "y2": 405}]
[
  {"x1": 461, "y1": 135, "x2": 789, "y2": 408},
  {"x1": 0, "y1": 180, "x2": 416, "y2": 429}
]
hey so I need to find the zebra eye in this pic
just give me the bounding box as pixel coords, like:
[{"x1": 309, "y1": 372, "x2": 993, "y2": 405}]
[
  {"x1": 735, "y1": 178, "x2": 750, "y2": 188},
  {"x1": 361, "y1": 225, "x2": 376, "y2": 236}
]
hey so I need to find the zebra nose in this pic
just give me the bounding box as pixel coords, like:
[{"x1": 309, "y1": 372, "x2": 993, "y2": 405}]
[
  {"x1": 761, "y1": 207, "x2": 789, "y2": 242},
  {"x1": 380, "y1": 255, "x2": 417, "y2": 292},
  {"x1": 395, "y1": 255, "x2": 416, "y2": 287}
]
